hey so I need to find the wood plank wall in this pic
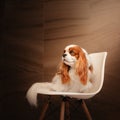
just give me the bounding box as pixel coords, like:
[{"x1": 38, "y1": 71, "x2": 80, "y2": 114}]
[
  {"x1": 2, "y1": 0, "x2": 44, "y2": 93},
  {"x1": 1, "y1": 0, "x2": 120, "y2": 120}
]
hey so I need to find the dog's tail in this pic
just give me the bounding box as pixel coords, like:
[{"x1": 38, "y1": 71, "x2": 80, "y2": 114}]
[
  {"x1": 26, "y1": 82, "x2": 52, "y2": 107},
  {"x1": 26, "y1": 83, "x2": 40, "y2": 107}
]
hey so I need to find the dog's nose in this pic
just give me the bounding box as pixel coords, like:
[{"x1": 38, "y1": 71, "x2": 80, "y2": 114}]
[{"x1": 63, "y1": 54, "x2": 67, "y2": 57}]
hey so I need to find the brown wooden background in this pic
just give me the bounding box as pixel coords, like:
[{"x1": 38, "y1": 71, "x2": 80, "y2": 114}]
[{"x1": 1, "y1": 0, "x2": 120, "y2": 120}]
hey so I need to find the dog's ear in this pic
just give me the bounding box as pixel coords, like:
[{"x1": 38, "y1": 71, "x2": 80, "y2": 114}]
[
  {"x1": 75, "y1": 49, "x2": 88, "y2": 85},
  {"x1": 57, "y1": 62, "x2": 70, "y2": 84}
]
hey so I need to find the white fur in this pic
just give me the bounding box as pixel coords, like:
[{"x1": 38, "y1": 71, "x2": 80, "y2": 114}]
[{"x1": 26, "y1": 45, "x2": 95, "y2": 106}]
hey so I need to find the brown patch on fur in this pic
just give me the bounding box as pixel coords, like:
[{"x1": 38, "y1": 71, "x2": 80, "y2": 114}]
[
  {"x1": 73, "y1": 46, "x2": 88, "y2": 85},
  {"x1": 57, "y1": 62, "x2": 70, "y2": 84},
  {"x1": 69, "y1": 47, "x2": 80, "y2": 59},
  {"x1": 89, "y1": 65, "x2": 93, "y2": 72}
]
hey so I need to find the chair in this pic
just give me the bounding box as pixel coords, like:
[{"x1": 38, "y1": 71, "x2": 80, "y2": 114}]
[{"x1": 38, "y1": 52, "x2": 107, "y2": 120}]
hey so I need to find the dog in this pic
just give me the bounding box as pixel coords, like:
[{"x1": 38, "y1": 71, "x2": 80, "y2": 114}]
[{"x1": 26, "y1": 44, "x2": 95, "y2": 106}]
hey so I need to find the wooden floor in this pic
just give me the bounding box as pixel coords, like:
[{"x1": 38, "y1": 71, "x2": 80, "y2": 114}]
[{"x1": 1, "y1": 0, "x2": 120, "y2": 120}]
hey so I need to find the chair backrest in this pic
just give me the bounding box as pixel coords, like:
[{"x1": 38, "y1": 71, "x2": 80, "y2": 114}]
[{"x1": 89, "y1": 52, "x2": 107, "y2": 94}]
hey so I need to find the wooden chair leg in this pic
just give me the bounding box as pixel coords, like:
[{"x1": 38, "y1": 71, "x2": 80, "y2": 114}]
[
  {"x1": 65, "y1": 100, "x2": 70, "y2": 120},
  {"x1": 39, "y1": 96, "x2": 51, "y2": 120},
  {"x1": 60, "y1": 100, "x2": 65, "y2": 120},
  {"x1": 80, "y1": 100, "x2": 92, "y2": 120}
]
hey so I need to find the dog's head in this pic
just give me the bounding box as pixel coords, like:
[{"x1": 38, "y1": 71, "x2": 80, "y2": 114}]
[
  {"x1": 58, "y1": 44, "x2": 89, "y2": 85},
  {"x1": 62, "y1": 45, "x2": 82, "y2": 67}
]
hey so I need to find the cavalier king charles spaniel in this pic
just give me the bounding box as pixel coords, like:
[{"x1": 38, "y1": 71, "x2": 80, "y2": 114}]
[{"x1": 26, "y1": 44, "x2": 95, "y2": 106}]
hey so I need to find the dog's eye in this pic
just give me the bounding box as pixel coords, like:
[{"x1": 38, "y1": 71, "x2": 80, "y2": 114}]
[
  {"x1": 63, "y1": 50, "x2": 66, "y2": 53},
  {"x1": 70, "y1": 50, "x2": 75, "y2": 56}
]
